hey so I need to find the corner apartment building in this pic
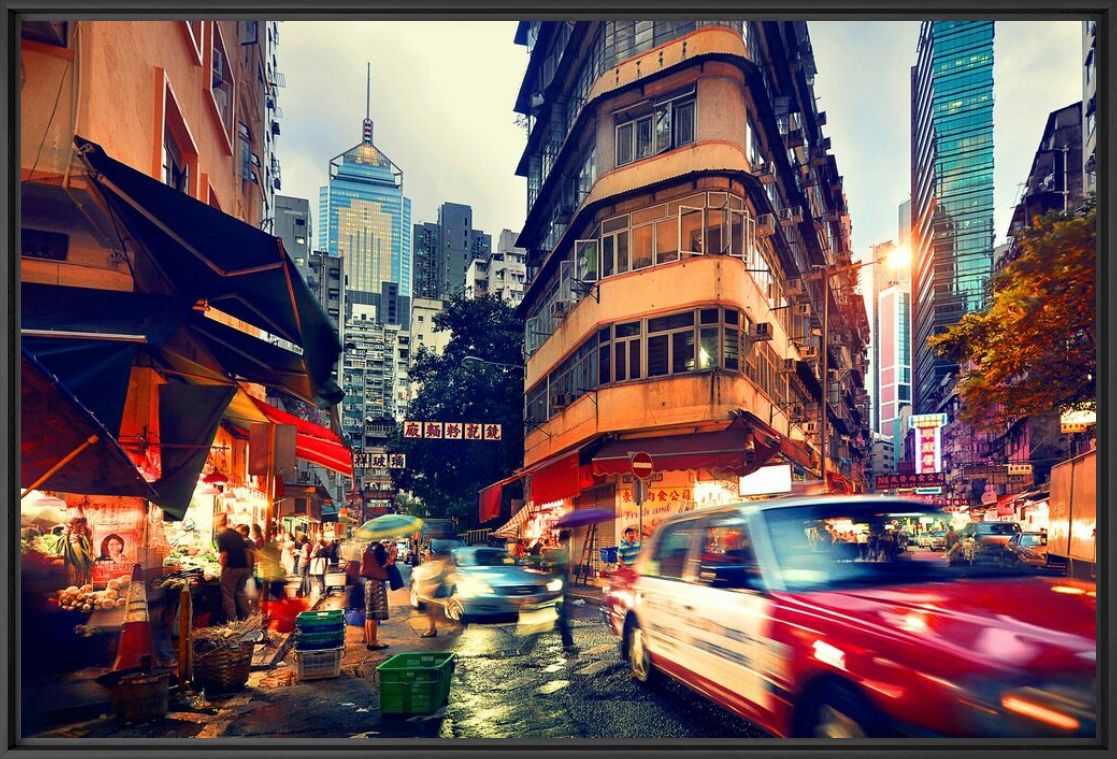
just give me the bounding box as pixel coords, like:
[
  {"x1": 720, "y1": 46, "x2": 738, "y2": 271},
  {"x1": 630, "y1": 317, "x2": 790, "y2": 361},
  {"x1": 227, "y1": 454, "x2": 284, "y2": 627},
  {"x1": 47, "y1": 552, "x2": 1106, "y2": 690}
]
[
  {"x1": 465, "y1": 228, "x2": 528, "y2": 304},
  {"x1": 500, "y1": 21, "x2": 871, "y2": 548},
  {"x1": 910, "y1": 21, "x2": 996, "y2": 413}
]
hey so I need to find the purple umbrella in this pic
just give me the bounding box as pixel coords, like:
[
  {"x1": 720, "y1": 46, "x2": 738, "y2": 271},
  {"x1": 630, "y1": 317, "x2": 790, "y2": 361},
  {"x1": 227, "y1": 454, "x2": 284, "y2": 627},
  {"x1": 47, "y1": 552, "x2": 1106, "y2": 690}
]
[{"x1": 555, "y1": 507, "x2": 615, "y2": 528}]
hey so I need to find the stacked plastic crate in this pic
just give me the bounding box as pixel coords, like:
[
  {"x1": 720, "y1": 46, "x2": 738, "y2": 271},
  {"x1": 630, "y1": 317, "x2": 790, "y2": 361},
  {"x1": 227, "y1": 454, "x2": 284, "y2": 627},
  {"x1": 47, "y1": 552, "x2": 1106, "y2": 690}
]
[{"x1": 293, "y1": 610, "x2": 345, "y2": 681}]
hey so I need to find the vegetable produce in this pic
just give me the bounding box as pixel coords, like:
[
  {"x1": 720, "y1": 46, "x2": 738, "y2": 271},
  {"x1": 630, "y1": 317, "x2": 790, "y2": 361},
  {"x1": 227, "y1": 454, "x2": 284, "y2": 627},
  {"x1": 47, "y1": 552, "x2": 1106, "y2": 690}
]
[{"x1": 54, "y1": 574, "x2": 132, "y2": 613}]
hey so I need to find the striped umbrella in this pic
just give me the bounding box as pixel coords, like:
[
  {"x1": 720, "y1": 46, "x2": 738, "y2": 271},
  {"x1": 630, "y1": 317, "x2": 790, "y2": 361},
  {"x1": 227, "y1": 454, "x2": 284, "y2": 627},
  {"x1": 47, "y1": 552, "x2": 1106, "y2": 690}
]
[{"x1": 355, "y1": 514, "x2": 424, "y2": 540}]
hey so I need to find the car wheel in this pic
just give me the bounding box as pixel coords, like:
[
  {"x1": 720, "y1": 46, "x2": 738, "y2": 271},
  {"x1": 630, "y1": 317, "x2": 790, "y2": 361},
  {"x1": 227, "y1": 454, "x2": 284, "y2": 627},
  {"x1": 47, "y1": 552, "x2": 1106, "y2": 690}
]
[
  {"x1": 625, "y1": 620, "x2": 655, "y2": 685},
  {"x1": 799, "y1": 683, "x2": 886, "y2": 738}
]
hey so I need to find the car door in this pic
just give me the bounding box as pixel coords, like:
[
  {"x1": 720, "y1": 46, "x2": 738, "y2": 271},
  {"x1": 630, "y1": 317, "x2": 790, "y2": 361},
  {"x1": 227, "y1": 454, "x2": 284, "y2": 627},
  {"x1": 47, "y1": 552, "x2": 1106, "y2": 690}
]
[
  {"x1": 682, "y1": 510, "x2": 785, "y2": 724},
  {"x1": 632, "y1": 516, "x2": 703, "y2": 671}
]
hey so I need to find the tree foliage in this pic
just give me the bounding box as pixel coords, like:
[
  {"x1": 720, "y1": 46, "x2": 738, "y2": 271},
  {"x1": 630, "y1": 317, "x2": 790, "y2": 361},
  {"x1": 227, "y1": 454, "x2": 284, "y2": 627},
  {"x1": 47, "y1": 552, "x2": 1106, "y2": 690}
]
[
  {"x1": 389, "y1": 296, "x2": 524, "y2": 528},
  {"x1": 928, "y1": 206, "x2": 1096, "y2": 427}
]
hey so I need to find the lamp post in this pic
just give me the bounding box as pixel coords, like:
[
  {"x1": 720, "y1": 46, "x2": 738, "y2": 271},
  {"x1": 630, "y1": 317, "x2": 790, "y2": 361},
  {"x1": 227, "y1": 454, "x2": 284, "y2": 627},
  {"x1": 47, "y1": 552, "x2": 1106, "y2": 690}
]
[{"x1": 805, "y1": 245, "x2": 909, "y2": 486}]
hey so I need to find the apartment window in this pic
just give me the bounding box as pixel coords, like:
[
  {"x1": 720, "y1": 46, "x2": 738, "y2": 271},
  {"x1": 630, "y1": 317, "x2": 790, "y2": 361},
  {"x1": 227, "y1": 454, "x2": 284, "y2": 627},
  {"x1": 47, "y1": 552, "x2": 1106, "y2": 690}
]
[
  {"x1": 612, "y1": 321, "x2": 642, "y2": 382},
  {"x1": 747, "y1": 117, "x2": 765, "y2": 165},
  {"x1": 601, "y1": 215, "x2": 630, "y2": 276},
  {"x1": 161, "y1": 88, "x2": 197, "y2": 195},
  {"x1": 210, "y1": 24, "x2": 235, "y2": 135},
  {"x1": 615, "y1": 91, "x2": 696, "y2": 168}
]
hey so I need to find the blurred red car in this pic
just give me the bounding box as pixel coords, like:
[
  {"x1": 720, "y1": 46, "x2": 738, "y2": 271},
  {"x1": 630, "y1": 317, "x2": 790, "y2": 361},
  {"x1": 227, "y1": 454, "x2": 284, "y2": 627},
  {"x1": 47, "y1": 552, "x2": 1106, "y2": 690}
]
[{"x1": 602, "y1": 496, "x2": 1096, "y2": 739}]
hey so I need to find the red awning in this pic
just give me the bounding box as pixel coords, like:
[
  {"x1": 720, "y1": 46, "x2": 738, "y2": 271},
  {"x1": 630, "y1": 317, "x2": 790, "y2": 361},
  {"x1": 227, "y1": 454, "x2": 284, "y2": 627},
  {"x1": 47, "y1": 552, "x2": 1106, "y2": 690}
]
[
  {"x1": 527, "y1": 451, "x2": 595, "y2": 505},
  {"x1": 478, "y1": 473, "x2": 521, "y2": 524},
  {"x1": 779, "y1": 437, "x2": 817, "y2": 470},
  {"x1": 591, "y1": 414, "x2": 783, "y2": 478},
  {"x1": 249, "y1": 396, "x2": 353, "y2": 477}
]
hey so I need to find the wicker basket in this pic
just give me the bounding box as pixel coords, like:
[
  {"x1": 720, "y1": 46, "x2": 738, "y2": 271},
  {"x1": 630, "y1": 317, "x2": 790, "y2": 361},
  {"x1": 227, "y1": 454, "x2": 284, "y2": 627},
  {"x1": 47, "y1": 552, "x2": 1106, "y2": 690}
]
[{"x1": 192, "y1": 639, "x2": 253, "y2": 693}]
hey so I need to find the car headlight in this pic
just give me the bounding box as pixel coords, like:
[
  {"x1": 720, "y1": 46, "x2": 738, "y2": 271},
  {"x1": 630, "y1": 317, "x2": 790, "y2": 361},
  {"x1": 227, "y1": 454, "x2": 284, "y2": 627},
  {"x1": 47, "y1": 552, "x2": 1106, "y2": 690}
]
[
  {"x1": 456, "y1": 577, "x2": 494, "y2": 597},
  {"x1": 546, "y1": 578, "x2": 563, "y2": 592}
]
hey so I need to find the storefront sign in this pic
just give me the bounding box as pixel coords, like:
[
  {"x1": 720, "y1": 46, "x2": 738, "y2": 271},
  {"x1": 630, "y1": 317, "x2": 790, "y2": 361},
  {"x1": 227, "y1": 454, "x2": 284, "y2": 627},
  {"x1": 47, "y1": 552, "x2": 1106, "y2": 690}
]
[
  {"x1": 402, "y1": 421, "x2": 503, "y2": 441},
  {"x1": 875, "y1": 472, "x2": 945, "y2": 489},
  {"x1": 82, "y1": 497, "x2": 148, "y2": 584},
  {"x1": 738, "y1": 464, "x2": 792, "y2": 496},
  {"x1": 1060, "y1": 408, "x2": 1096, "y2": 434},
  {"x1": 915, "y1": 422, "x2": 943, "y2": 475},
  {"x1": 353, "y1": 452, "x2": 407, "y2": 469}
]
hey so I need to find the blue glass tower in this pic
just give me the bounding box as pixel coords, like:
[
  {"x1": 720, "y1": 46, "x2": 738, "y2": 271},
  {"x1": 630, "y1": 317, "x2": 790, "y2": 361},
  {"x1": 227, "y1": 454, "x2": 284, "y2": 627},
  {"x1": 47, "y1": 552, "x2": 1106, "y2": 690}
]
[
  {"x1": 318, "y1": 70, "x2": 412, "y2": 307},
  {"x1": 911, "y1": 21, "x2": 995, "y2": 411}
]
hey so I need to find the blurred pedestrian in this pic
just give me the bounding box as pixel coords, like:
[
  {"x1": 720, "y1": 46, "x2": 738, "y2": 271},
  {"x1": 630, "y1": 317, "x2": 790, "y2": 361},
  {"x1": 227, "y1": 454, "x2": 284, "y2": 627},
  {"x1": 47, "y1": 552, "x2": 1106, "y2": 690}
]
[
  {"x1": 296, "y1": 536, "x2": 312, "y2": 597},
  {"x1": 553, "y1": 530, "x2": 576, "y2": 652},
  {"x1": 416, "y1": 553, "x2": 452, "y2": 638},
  {"x1": 216, "y1": 515, "x2": 251, "y2": 622},
  {"x1": 311, "y1": 537, "x2": 330, "y2": 596},
  {"x1": 945, "y1": 526, "x2": 962, "y2": 565},
  {"x1": 360, "y1": 540, "x2": 391, "y2": 650}
]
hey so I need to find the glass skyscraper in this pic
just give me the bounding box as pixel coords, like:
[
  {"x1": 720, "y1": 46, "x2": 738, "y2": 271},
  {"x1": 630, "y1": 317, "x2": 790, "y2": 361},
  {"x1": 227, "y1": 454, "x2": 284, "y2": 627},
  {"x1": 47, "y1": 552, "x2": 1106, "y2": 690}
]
[
  {"x1": 910, "y1": 20, "x2": 995, "y2": 411},
  {"x1": 319, "y1": 112, "x2": 412, "y2": 303}
]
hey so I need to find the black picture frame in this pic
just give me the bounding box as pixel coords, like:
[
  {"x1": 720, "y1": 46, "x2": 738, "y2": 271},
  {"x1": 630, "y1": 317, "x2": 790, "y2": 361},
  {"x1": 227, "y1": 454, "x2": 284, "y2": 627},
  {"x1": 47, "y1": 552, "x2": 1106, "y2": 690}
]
[{"x1": 1, "y1": 1, "x2": 1112, "y2": 757}]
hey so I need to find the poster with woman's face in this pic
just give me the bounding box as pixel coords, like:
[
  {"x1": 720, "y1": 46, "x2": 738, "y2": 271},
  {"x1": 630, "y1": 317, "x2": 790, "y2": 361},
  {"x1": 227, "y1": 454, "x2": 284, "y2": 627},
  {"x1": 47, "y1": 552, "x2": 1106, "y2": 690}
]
[{"x1": 86, "y1": 497, "x2": 146, "y2": 583}]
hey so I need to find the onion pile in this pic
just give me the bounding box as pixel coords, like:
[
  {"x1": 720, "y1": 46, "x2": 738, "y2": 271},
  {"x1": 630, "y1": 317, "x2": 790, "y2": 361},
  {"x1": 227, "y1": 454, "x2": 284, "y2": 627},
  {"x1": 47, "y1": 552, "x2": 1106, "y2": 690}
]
[{"x1": 54, "y1": 575, "x2": 133, "y2": 612}]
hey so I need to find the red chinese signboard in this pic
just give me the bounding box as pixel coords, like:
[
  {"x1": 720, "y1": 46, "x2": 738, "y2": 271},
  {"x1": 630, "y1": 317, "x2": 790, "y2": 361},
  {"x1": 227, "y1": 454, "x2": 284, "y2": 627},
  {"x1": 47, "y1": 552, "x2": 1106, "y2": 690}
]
[{"x1": 875, "y1": 472, "x2": 946, "y2": 490}]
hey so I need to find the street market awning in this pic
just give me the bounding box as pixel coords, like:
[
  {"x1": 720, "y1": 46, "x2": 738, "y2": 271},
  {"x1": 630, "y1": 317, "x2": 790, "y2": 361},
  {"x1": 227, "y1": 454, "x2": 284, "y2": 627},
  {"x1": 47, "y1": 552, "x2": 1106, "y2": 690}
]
[
  {"x1": 153, "y1": 383, "x2": 236, "y2": 519},
  {"x1": 21, "y1": 346, "x2": 157, "y2": 498},
  {"x1": 779, "y1": 436, "x2": 817, "y2": 471},
  {"x1": 526, "y1": 450, "x2": 596, "y2": 505},
  {"x1": 478, "y1": 474, "x2": 524, "y2": 524},
  {"x1": 591, "y1": 413, "x2": 783, "y2": 478},
  {"x1": 492, "y1": 504, "x2": 531, "y2": 538},
  {"x1": 826, "y1": 471, "x2": 854, "y2": 495},
  {"x1": 22, "y1": 282, "x2": 332, "y2": 409},
  {"x1": 249, "y1": 396, "x2": 354, "y2": 478},
  {"x1": 75, "y1": 136, "x2": 343, "y2": 408}
]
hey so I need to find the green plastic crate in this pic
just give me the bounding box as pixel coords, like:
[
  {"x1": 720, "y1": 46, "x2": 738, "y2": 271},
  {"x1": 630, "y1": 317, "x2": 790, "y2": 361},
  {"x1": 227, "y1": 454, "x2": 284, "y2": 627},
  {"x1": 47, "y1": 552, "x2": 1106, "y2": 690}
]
[
  {"x1": 376, "y1": 652, "x2": 456, "y2": 715},
  {"x1": 295, "y1": 609, "x2": 345, "y2": 633},
  {"x1": 294, "y1": 629, "x2": 346, "y2": 651}
]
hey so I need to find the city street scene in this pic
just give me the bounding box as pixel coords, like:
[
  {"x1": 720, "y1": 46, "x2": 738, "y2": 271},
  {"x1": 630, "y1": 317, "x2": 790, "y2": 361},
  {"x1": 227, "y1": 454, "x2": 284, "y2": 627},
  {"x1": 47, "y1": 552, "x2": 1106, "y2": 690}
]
[{"x1": 17, "y1": 18, "x2": 1098, "y2": 741}]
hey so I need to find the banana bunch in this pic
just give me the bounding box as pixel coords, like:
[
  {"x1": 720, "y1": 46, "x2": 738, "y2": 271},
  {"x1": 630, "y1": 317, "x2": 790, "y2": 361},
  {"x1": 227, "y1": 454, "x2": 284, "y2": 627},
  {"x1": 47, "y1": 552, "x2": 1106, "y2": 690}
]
[{"x1": 62, "y1": 518, "x2": 95, "y2": 585}]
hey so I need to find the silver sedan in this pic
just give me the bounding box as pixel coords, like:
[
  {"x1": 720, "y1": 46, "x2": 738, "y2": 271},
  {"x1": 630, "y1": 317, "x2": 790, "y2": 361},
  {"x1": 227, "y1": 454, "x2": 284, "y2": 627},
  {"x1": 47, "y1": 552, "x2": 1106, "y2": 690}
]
[{"x1": 409, "y1": 547, "x2": 564, "y2": 621}]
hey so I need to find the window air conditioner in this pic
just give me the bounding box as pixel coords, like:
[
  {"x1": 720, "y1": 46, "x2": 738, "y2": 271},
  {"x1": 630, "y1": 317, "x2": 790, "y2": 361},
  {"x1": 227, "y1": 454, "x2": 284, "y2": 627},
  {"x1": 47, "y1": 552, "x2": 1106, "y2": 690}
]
[
  {"x1": 751, "y1": 322, "x2": 773, "y2": 341},
  {"x1": 795, "y1": 302, "x2": 812, "y2": 317},
  {"x1": 784, "y1": 277, "x2": 804, "y2": 298},
  {"x1": 756, "y1": 213, "x2": 776, "y2": 236},
  {"x1": 804, "y1": 421, "x2": 819, "y2": 434},
  {"x1": 802, "y1": 345, "x2": 819, "y2": 360},
  {"x1": 782, "y1": 358, "x2": 797, "y2": 373}
]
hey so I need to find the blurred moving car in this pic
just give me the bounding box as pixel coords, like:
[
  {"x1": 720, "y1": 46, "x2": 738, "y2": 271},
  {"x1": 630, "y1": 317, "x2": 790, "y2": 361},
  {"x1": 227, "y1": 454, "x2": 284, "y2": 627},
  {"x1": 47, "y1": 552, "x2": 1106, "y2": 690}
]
[
  {"x1": 409, "y1": 546, "x2": 563, "y2": 621},
  {"x1": 603, "y1": 497, "x2": 1095, "y2": 739},
  {"x1": 915, "y1": 530, "x2": 947, "y2": 550},
  {"x1": 962, "y1": 521, "x2": 1023, "y2": 565},
  {"x1": 1003, "y1": 532, "x2": 1050, "y2": 569}
]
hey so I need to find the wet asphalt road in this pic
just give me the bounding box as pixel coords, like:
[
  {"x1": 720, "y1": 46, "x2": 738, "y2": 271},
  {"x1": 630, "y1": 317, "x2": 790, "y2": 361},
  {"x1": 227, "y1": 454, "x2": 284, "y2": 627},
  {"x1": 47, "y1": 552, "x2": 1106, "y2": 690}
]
[{"x1": 425, "y1": 604, "x2": 768, "y2": 739}]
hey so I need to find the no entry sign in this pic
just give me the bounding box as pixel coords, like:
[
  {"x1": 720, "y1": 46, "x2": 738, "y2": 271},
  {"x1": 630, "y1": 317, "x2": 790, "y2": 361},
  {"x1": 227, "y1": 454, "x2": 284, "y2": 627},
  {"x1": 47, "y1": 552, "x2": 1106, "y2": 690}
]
[{"x1": 631, "y1": 451, "x2": 654, "y2": 480}]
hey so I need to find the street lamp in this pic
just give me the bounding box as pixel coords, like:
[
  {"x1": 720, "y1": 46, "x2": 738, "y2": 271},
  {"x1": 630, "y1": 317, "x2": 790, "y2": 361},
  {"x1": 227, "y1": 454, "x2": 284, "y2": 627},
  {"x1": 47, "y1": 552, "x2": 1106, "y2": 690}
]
[
  {"x1": 805, "y1": 248, "x2": 907, "y2": 484},
  {"x1": 462, "y1": 355, "x2": 525, "y2": 373}
]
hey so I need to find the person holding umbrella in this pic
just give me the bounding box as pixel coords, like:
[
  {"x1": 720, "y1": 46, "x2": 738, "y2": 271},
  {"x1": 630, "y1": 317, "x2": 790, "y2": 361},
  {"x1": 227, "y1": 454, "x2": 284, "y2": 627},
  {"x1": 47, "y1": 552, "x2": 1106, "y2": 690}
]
[{"x1": 356, "y1": 514, "x2": 425, "y2": 652}]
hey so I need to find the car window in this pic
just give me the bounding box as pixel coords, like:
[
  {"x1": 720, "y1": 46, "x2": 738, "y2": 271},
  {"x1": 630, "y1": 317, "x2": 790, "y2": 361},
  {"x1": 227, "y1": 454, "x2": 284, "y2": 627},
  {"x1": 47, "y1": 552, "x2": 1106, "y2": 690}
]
[
  {"x1": 1020, "y1": 534, "x2": 1046, "y2": 547},
  {"x1": 645, "y1": 519, "x2": 699, "y2": 579},
  {"x1": 696, "y1": 513, "x2": 762, "y2": 590}
]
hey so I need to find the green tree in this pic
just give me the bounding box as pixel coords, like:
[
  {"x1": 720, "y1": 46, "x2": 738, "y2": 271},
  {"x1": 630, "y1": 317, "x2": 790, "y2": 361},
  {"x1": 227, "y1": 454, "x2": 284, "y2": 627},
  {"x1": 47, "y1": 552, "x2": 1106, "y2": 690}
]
[
  {"x1": 929, "y1": 207, "x2": 1096, "y2": 428},
  {"x1": 389, "y1": 296, "x2": 524, "y2": 528}
]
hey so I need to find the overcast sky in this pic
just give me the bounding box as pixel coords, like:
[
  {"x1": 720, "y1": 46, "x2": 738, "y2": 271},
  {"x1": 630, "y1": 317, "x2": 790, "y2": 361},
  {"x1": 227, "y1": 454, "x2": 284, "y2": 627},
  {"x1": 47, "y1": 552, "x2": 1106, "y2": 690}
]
[{"x1": 277, "y1": 20, "x2": 1085, "y2": 256}]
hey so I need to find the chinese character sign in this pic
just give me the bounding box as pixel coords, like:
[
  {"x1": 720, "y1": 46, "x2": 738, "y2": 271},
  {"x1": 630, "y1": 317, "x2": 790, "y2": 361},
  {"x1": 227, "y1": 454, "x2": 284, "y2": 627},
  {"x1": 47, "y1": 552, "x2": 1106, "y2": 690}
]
[
  {"x1": 388, "y1": 453, "x2": 406, "y2": 469},
  {"x1": 915, "y1": 423, "x2": 943, "y2": 475},
  {"x1": 401, "y1": 421, "x2": 502, "y2": 441}
]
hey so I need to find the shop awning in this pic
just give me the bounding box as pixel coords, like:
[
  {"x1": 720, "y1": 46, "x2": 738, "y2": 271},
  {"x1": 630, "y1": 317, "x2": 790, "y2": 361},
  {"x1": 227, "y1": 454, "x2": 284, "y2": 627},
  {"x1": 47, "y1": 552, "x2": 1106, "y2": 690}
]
[
  {"x1": 826, "y1": 471, "x2": 854, "y2": 495},
  {"x1": 22, "y1": 282, "x2": 333, "y2": 410},
  {"x1": 153, "y1": 383, "x2": 237, "y2": 519},
  {"x1": 478, "y1": 474, "x2": 524, "y2": 524},
  {"x1": 492, "y1": 503, "x2": 531, "y2": 538},
  {"x1": 591, "y1": 413, "x2": 783, "y2": 478},
  {"x1": 527, "y1": 451, "x2": 595, "y2": 505},
  {"x1": 75, "y1": 136, "x2": 343, "y2": 408},
  {"x1": 249, "y1": 396, "x2": 353, "y2": 478},
  {"x1": 779, "y1": 436, "x2": 817, "y2": 471},
  {"x1": 21, "y1": 346, "x2": 157, "y2": 498}
]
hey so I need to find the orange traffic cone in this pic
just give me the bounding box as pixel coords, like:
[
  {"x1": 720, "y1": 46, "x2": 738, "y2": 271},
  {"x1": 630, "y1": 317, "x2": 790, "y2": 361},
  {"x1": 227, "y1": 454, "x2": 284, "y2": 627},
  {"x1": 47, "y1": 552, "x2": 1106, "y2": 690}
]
[{"x1": 97, "y1": 564, "x2": 156, "y2": 686}]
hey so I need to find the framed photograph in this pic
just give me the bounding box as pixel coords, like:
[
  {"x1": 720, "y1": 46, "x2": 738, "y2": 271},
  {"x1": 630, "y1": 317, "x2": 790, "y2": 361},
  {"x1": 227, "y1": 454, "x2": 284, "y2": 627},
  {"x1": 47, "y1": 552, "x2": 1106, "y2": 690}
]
[{"x1": 4, "y1": 2, "x2": 1110, "y2": 757}]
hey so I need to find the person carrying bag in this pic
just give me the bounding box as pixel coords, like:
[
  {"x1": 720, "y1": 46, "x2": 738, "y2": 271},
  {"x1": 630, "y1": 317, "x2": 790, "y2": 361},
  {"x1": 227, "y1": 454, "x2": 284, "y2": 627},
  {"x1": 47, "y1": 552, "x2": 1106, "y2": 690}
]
[{"x1": 360, "y1": 541, "x2": 391, "y2": 650}]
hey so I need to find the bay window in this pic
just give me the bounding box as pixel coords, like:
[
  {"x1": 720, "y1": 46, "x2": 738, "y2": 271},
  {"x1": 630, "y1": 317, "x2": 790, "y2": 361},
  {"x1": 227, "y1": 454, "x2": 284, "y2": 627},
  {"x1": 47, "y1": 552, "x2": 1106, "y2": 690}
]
[{"x1": 615, "y1": 89, "x2": 696, "y2": 167}]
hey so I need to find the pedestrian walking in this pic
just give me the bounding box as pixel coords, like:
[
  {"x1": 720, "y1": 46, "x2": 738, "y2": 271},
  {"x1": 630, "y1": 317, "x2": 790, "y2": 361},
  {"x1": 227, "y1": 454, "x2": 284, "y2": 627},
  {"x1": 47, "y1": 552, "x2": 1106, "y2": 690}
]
[
  {"x1": 416, "y1": 554, "x2": 452, "y2": 638},
  {"x1": 311, "y1": 537, "x2": 330, "y2": 596},
  {"x1": 215, "y1": 515, "x2": 252, "y2": 622},
  {"x1": 297, "y1": 536, "x2": 312, "y2": 597},
  {"x1": 235, "y1": 524, "x2": 259, "y2": 610},
  {"x1": 360, "y1": 540, "x2": 391, "y2": 651},
  {"x1": 553, "y1": 530, "x2": 576, "y2": 653},
  {"x1": 856, "y1": 530, "x2": 869, "y2": 561},
  {"x1": 617, "y1": 527, "x2": 642, "y2": 568},
  {"x1": 944, "y1": 526, "x2": 962, "y2": 566}
]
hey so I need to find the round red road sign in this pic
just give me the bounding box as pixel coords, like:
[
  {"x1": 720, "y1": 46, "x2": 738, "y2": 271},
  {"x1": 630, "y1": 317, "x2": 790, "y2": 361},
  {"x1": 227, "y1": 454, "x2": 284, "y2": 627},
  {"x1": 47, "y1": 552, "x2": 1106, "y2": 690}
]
[{"x1": 631, "y1": 451, "x2": 654, "y2": 480}]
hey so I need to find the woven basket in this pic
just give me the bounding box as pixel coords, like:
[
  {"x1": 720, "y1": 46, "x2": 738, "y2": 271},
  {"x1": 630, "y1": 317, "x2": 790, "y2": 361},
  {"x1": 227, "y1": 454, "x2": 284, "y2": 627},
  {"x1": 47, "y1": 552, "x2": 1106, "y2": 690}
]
[{"x1": 192, "y1": 639, "x2": 253, "y2": 693}]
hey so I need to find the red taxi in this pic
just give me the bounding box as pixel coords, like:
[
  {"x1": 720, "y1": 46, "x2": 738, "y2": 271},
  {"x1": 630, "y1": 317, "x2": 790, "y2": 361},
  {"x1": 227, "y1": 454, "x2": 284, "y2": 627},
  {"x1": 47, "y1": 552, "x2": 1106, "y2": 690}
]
[{"x1": 602, "y1": 496, "x2": 1096, "y2": 738}]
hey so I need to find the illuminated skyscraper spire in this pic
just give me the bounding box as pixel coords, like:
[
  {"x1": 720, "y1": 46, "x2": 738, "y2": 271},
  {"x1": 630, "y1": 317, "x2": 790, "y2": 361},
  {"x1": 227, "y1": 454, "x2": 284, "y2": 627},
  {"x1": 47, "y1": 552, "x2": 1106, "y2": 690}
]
[{"x1": 362, "y1": 62, "x2": 374, "y2": 143}]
